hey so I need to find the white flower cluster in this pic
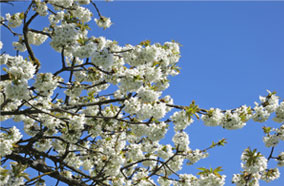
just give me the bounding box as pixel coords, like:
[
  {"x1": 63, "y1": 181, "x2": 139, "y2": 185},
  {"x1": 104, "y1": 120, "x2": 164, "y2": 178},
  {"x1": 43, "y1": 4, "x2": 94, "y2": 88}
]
[
  {"x1": 95, "y1": 16, "x2": 112, "y2": 29},
  {"x1": 72, "y1": 6, "x2": 92, "y2": 23},
  {"x1": 0, "y1": 162, "x2": 25, "y2": 186},
  {"x1": 0, "y1": 127, "x2": 22, "y2": 156},
  {"x1": 5, "y1": 12, "x2": 23, "y2": 28},
  {"x1": 23, "y1": 117, "x2": 40, "y2": 137},
  {"x1": 202, "y1": 106, "x2": 252, "y2": 130},
  {"x1": 198, "y1": 173, "x2": 226, "y2": 186},
  {"x1": 261, "y1": 168, "x2": 280, "y2": 183},
  {"x1": 172, "y1": 131, "x2": 190, "y2": 151},
  {"x1": 263, "y1": 134, "x2": 280, "y2": 147},
  {"x1": 77, "y1": 0, "x2": 91, "y2": 5},
  {"x1": 277, "y1": 152, "x2": 284, "y2": 166},
  {"x1": 131, "y1": 122, "x2": 168, "y2": 141},
  {"x1": 27, "y1": 31, "x2": 48, "y2": 46},
  {"x1": 173, "y1": 174, "x2": 198, "y2": 186},
  {"x1": 12, "y1": 40, "x2": 26, "y2": 52},
  {"x1": 34, "y1": 73, "x2": 61, "y2": 97},
  {"x1": 137, "y1": 86, "x2": 161, "y2": 103},
  {"x1": 252, "y1": 105, "x2": 270, "y2": 122},
  {"x1": 61, "y1": 114, "x2": 86, "y2": 143},
  {"x1": 252, "y1": 90, "x2": 279, "y2": 122},
  {"x1": 171, "y1": 110, "x2": 194, "y2": 131},
  {"x1": 34, "y1": 138, "x2": 52, "y2": 152},
  {"x1": 241, "y1": 149, "x2": 267, "y2": 173},
  {"x1": 1, "y1": 55, "x2": 35, "y2": 100},
  {"x1": 222, "y1": 109, "x2": 247, "y2": 130},
  {"x1": 34, "y1": 0, "x2": 48, "y2": 16},
  {"x1": 232, "y1": 148, "x2": 280, "y2": 185},
  {"x1": 48, "y1": 11, "x2": 65, "y2": 25},
  {"x1": 49, "y1": 0, "x2": 74, "y2": 9},
  {"x1": 50, "y1": 23, "x2": 79, "y2": 51},
  {"x1": 232, "y1": 173, "x2": 260, "y2": 186},
  {"x1": 202, "y1": 91, "x2": 284, "y2": 130},
  {"x1": 186, "y1": 149, "x2": 209, "y2": 165},
  {"x1": 73, "y1": 41, "x2": 97, "y2": 59},
  {"x1": 124, "y1": 96, "x2": 168, "y2": 120},
  {"x1": 201, "y1": 108, "x2": 223, "y2": 126},
  {"x1": 171, "y1": 173, "x2": 225, "y2": 186},
  {"x1": 92, "y1": 48, "x2": 114, "y2": 69},
  {"x1": 3, "y1": 55, "x2": 35, "y2": 82},
  {"x1": 273, "y1": 100, "x2": 284, "y2": 123}
]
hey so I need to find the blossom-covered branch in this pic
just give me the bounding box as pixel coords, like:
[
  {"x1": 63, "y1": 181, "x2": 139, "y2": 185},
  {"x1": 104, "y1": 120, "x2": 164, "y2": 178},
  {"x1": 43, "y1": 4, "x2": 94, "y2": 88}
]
[{"x1": 0, "y1": 1, "x2": 283, "y2": 186}]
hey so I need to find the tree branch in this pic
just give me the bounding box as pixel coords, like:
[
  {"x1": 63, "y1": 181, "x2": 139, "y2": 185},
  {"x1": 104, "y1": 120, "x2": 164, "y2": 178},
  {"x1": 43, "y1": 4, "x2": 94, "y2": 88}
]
[{"x1": 6, "y1": 154, "x2": 89, "y2": 186}]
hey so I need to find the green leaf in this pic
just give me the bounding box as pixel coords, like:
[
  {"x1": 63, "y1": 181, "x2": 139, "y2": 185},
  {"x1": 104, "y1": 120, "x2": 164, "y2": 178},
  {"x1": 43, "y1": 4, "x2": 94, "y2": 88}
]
[
  {"x1": 139, "y1": 40, "x2": 151, "y2": 47},
  {"x1": 262, "y1": 126, "x2": 271, "y2": 134},
  {"x1": 197, "y1": 167, "x2": 207, "y2": 171},
  {"x1": 19, "y1": 12, "x2": 25, "y2": 19}
]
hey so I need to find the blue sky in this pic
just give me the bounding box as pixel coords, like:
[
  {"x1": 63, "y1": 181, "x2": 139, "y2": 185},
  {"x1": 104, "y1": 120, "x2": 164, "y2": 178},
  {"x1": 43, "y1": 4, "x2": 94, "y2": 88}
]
[{"x1": 1, "y1": 1, "x2": 284, "y2": 185}]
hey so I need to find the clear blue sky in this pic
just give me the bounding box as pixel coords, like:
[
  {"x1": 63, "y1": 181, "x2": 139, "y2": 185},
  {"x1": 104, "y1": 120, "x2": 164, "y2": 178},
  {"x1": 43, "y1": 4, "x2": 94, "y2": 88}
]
[{"x1": 1, "y1": 1, "x2": 284, "y2": 185}]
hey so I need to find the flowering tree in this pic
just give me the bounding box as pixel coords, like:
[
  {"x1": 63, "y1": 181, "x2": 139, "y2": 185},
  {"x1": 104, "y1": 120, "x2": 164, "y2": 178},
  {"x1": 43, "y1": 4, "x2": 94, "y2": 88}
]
[{"x1": 0, "y1": 0, "x2": 284, "y2": 186}]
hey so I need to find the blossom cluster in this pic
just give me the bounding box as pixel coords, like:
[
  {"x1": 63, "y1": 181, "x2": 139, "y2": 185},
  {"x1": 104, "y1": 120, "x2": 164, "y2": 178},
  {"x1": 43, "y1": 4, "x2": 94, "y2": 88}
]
[
  {"x1": 0, "y1": 162, "x2": 26, "y2": 186},
  {"x1": 232, "y1": 148, "x2": 280, "y2": 185},
  {"x1": 0, "y1": 127, "x2": 22, "y2": 156},
  {"x1": 0, "y1": 1, "x2": 283, "y2": 186},
  {"x1": 5, "y1": 12, "x2": 23, "y2": 28},
  {"x1": 201, "y1": 90, "x2": 283, "y2": 130}
]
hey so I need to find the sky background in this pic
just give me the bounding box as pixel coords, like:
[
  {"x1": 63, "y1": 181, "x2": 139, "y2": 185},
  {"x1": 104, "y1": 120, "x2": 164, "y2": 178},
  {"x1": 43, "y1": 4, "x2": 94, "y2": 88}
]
[{"x1": 1, "y1": 1, "x2": 284, "y2": 185}]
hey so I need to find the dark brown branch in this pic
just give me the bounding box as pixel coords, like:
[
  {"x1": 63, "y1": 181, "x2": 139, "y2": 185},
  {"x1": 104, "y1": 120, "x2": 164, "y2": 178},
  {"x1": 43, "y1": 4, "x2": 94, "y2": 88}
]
[
  {"x1": 64, "y1": 57, "x2": 76, "y2": 105},
  {"x1": 267, "y1": 147, "x2": 275, "y2": 161},
  {"x1": 91, "y1": 1, "x2": 102, "y2": 18},
  {"x1": 62, "y1": 97, "x2": 126, "y2": 110},
  {"x1": 0, "y1": 74, "x2": 10, "y2": 81},
  {"x1": 6, "y1": 154, "x2": 89, "y2": 186},
  {"x1": 0, "y1": 21, "x2": 21, "y2": 36},
  {"x1": 148, "y1": 148, "x2": 181, "y2": 178},
  {"x1": 29, "y1": 28, "x2": 51, "y2": 37},
  {"x1": 0, "y1": 98, "x2": 126, "y2": 116},
  {"x1": 22, "y1": 2, "x2": 40, "y2": 71}
]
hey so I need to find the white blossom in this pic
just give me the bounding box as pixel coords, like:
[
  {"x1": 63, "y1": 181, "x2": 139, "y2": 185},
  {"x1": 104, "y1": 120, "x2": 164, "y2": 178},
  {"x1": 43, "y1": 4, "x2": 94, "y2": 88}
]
[
  {"x1": 12, "y1": 41, "x2": 26, "y2": 52},
  {"x1": 73, "y1": 42, "x2": 97, "y2": 59},
  {"x1": 91, "y1": 48, "x2": 114, "y2": 69},
  {"x1": 49, "y1": 0, "x2": 74, "y2": 9},
  {"x1": 241, "y1": 148, "x2": 267, "y2": 173},
  {"x1": 186, "y1": 149, "x2": 208, "y2": 165},
  {"x1": 232, "y1": 173, "x2": 260, "y2": 186},
  {"x1": 34, "y1": 138, "x2": 52, "y2": 152},
  {"x1": 171, "y1": 110, "x2": 193, "y2": 132},
  {"x1": 277, "y1": 152, "x2": 284, "y2": 167},
  {"x1": 34, "y1": 0, "x2": 48, "y2": 16},
  {"x1": 0, "y1": 127, "x2": 22, "y2": 156},
  {"x1": 34, "y1": 73, "x2": 60, "y2": 97},
  {"x1": 172, "y1": 131, "x2": 190, "y2": 151},
  {"x1": 27, "y1": 31, "x2": 48, "y2": 46},
  {"x1": 50, "y1": 23, "x2": 79, "y2": 51},
  {"x1": 222, "y1": 110, "x2": 246, "y2": 130},
  {"x1": 95, "y1": 16, "x2": 112, "y2": 29},
  {"x1": 261, "y1": 168, "x2": 280, "y2": 182},
  {"x1": 6, "y1": 13, "x2": 23, "y2": 28},
  {"x1": 273, "y1": 100, "x2": 284, "y2": 123},
  {"x1": 72, "y1": 6, "x2": 92, "y2": 23},
  {"x1": 198, "y1": 173, "x2": 226, "y2": 186},
  {"x1": 202, "y1": 108, "x2": 224, "y2": 126},
  {"x1": 263, "y1": 134, "x2": 279, "y2": 147},
  {"x1": 137, "y1": 86, "x2": 161, "y2": 103}
]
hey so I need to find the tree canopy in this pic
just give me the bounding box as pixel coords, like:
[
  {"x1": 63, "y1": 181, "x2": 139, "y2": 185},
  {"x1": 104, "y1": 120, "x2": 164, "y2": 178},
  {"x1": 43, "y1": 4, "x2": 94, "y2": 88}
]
[{"x1": 0, "y1": 1, "x2": 284, "y2": 186}]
